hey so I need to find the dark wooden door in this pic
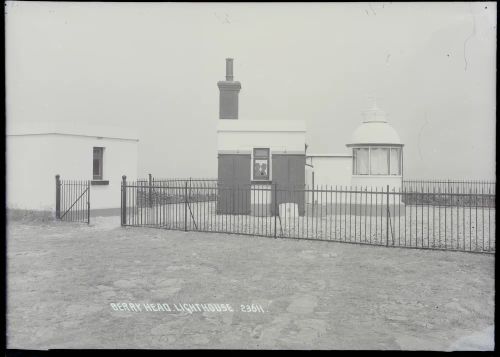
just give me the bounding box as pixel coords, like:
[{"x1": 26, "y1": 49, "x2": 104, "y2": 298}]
[
  {"x1": 233, "y1": 154, "x2": 251, "y2": 214},
  {"x1": 217, "y1": 154, "x2": 251, "y2": 214},
  {"x1": 271, "y1": 154, "x2": 305, "y2": 216}
]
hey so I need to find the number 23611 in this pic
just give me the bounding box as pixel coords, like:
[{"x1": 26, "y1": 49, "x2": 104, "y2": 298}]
[{"x1": 240, "y1": 304, "x2": 266, "y2": 313}]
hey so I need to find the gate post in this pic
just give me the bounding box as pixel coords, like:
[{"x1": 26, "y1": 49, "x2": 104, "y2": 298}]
[
  {"x1": 274, "y1": 183, "x2": 278, "y2": 238},
  {"x1": 311, "y1": 172, "x2": 315, "y2": 218},
  {"x1": 148, "y1": 173, "x2": 153, "y2": 207},
  {"x1": 87, "y1": 180, "x2": 90, "y2": 224},
  {"x1": 55, "y1": 174, "x2": 61, "y2": 219},
  {"x1": 386, "y1": 185, "x2": 389, "y2": 246},
  {"x1": 121, "y1": 175, "x2": 127, "y2": 226},
  {"x1": 184, "y1": 181, "x2": 188, "y2": 231}
]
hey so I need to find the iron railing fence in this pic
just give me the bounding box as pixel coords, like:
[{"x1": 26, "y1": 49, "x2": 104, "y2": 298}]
[
  {"x1": 137, "y1": 175, "x2": 218, "y2": 185},
  {"x1": 55, "y1": 175, "x2": 90, "y2": 224},
  {"x1": 403, "y1": 180, "x2": 495, "y2": 194},
  {"x1": 135, "y1": 176, "x2": 218, "y2": 206},
  {"x1": 121, "y1": 178, "x2": 495, "y2": 254},
  {"x1": 402, "y1": 180, "x2": 495, "y2": 208}
]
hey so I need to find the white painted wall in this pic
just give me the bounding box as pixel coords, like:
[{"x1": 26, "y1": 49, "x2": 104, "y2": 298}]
[
  {"x1": 305, "y1": 155, "x2": 352, "y2": 187},
  {"x1": 7, "y1": 135, "x2": 55, "y2": 211},
  {"x1": 218, "y1": 131, "x2": 306, "y2": 153},
  {"x1": 305, "y1": 155, "x2": 352, "y2": 204},
  {"x1": 217, "y1": 119, "x2": 306, "y2": 153},
  {"x1": 304, "y1": 155, "x2": 402, "y2": 204},
  {"x1": 7, "y1": 134, "x2": 138, "y2": 212}
]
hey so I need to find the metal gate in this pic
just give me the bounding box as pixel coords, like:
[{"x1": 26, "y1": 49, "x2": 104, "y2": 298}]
[{"x1": 55, "y1": 175, "x2": 90, "y2": 224}]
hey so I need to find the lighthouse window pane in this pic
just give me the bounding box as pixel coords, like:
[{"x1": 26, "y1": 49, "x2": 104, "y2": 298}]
[
  {"x1": 353, "y1": 148, "x2": 369, "y2": 175},
  {"x1": 370, "y1": 148, "x2": 389, "y2": 175},
  {"x1": 390, "y1": 148, "x2": 401, "y2": 175}
]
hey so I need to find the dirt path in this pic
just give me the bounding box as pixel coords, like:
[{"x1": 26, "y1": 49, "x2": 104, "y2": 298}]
[{"x1": 7, "y1": 217, "x2": 495, "y2": 350}]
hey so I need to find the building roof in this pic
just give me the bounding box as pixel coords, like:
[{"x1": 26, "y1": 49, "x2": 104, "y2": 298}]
[
  {"x1": 6, "y1": 122, "x2": 139, "y2": 141},
  {"x1": 347, "y1": 101, "x2": 401, "y2": 146},
  {"x1": 307, "y1": 153, "x2": 352, "y2": 158}
]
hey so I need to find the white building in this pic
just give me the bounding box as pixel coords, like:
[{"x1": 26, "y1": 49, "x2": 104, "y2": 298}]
[
  {"x1": 216, "y1": 59, "x2": 306, "y2": 216},
  {"x1": 305, "y1": 153, "x2": 352, "y2": 188},
  {"x1": 306, "y1": 99, "x2": 403, "y2": 191},
  {"x1": 7, "y1": 122, "x2": 139, "y2": 216}
]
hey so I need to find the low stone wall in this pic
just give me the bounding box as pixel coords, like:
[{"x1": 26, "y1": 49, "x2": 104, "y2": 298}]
[
  {"x1": 7, "y1": 208, "x2": 122, "y2": 223},
  {"x1": 7, "y1": 209, "x2": 55, "y2": 223}
]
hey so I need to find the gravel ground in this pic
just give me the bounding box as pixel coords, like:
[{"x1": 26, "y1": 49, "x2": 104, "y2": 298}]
[
  {"x1": 126, "y1": 203, "x2": 495, "y2": 252},
  {"x1": 7, "y1": 217, "x2": 495, "y2": 350}
]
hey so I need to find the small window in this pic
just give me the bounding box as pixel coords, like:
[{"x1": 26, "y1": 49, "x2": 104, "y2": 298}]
[
  {"x1": 93, "y1": 147, "x2": 104, "y2": 180},
  {"x1": 253, "y1": 148, "x2": 270, "y2": 181}
]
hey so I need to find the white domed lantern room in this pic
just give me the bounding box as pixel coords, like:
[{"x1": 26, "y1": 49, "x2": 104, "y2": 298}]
[{"x1": 346, "y1": 100, "x2": 403, "y2": 189}]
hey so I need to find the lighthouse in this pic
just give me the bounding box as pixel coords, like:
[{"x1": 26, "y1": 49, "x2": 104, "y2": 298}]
[{"x1": 346, "y1": 98, "x2": 404, "y2": 190}]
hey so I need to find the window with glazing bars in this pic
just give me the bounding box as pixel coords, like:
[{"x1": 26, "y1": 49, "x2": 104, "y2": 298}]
[
  {"x1": 253, "y1": 148, "x2": 270, "y2": 181},
  {"x1": 93, "y1": 147, "x2": 104, "y2": 180}
]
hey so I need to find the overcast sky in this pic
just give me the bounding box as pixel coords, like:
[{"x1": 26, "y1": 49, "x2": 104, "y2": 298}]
[{"x1": 6, "y1": 2, "x2": 496, "y2": 180}]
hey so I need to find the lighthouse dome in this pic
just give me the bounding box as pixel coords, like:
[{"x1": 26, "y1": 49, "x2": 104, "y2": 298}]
[
  {"x1": 347, "y1": 99, "x2": 404, "y2": 188},
  {"x1": 350, "y1": 121, "x2": 401, "y2": 145},
  {"x1": 348, "y1": 102, "x2": 401, "y2": 146}
]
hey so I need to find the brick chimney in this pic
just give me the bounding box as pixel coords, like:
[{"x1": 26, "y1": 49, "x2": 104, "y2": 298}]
[{"x1": 217, "y1": 58, "x2": 241, "y2": 119}]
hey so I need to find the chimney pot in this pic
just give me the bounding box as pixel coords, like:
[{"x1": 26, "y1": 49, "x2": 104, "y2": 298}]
[{"x1": 226, "y1": 58, "x2": 234, "y2": 81}]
